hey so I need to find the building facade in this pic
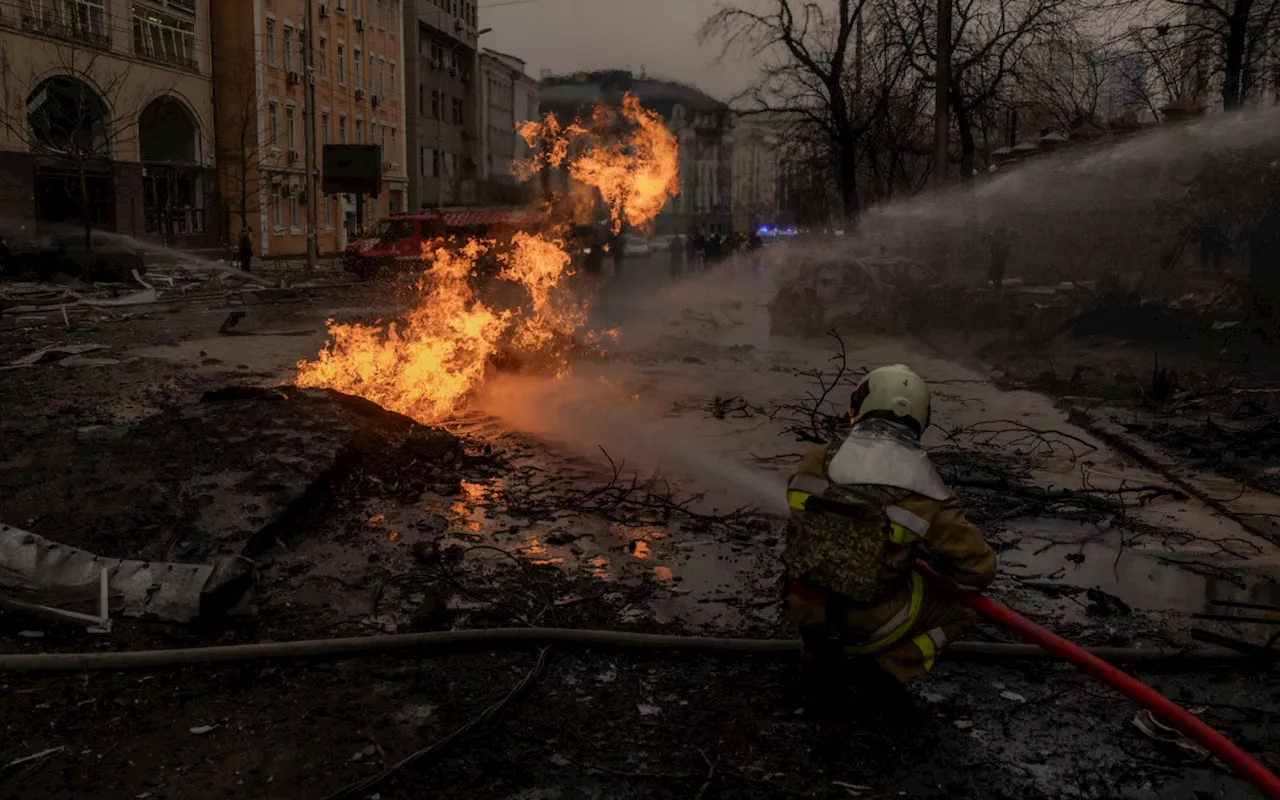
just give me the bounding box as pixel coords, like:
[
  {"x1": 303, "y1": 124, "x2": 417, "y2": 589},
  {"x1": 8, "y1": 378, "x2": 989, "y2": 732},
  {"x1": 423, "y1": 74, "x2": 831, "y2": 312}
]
[
  {"x1": 403, "y1": 0, "x2": 480, "y2": 210},
  {"x1": 730, "y1": 118, "x2": 780, "y2": 233},
  {"x1": 476, "y1": 47, "x2": 537, "y2": 204},
  {"x1": 211, "y1": 0, "x2": 408, "y2": 258},
  {"x1": 0, "y1": 0, "x2": 219, "y2": 250},
  {"x1": 539, "y1": 70, "x2": 734, "y2": 236}
]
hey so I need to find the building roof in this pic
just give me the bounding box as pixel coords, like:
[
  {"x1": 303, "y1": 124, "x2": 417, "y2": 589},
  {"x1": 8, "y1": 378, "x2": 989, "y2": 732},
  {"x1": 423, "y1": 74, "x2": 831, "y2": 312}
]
[{"x1": 539, "y1": 70, "x2": 727, "y2": 120}]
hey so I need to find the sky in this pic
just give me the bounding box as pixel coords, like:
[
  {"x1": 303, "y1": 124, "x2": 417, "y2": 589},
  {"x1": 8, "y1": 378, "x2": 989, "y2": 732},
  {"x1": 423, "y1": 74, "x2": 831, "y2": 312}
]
[{"x1": 479, "y1": 0, "x2": 758, "y2": 101}]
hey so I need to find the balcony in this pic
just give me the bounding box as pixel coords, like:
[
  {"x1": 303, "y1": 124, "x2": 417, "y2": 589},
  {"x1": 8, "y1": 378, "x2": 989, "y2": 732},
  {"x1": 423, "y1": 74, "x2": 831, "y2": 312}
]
[{"x1": 15, "y1": 1, "x2": 111, "y2": 50}]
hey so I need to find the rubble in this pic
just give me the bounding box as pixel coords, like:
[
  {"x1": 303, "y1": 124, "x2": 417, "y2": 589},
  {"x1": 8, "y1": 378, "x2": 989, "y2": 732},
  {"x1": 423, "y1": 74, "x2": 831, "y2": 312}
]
[{"x1": 0, "y1": 525, "x2": 256, "y2": 624}]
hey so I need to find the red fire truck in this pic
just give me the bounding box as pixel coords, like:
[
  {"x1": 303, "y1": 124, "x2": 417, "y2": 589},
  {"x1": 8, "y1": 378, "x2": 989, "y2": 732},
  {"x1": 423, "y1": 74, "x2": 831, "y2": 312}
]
[{"x1": 342, "y1": 206, "x2": 546, "y2": 280}]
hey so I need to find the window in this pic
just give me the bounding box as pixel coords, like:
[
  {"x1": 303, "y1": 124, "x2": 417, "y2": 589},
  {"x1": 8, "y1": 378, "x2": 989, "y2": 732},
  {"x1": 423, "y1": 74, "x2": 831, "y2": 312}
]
[
  {"x1": 273, "y1": 183, "x2": 284, "y2": 228},
  {"x1": 431, "y1": 90, "x2": 440, "y2": 119},
  {"x1": 339, "y1": 115, "x2": 347, "y2": 142},
  {"x1": 290, "y1": 187, "x2": 299, "y2": 228},
  {"x1": 24, "y1": 0, "x2": 109, "y2": 43},
  {"x1": 286, "y1": 106, "x2": 297, "y2": 150},
  {"x1": 355, "y1": 119, "x2": 363, "y2": 143},
  {"x1": 322, "y1": 113, "x2": 330, "y2": 145},
  {"x1": 380, "y1": 124, "x2": 387, "y2": 156},
  {"x1": 432, "y1": 149, "x2": 439, "y2": 177},
  {"x1": 283, "y1": 25, "x2": 294, "y2": 71},
  {"x1": 133, "y1": 6, "x2": 197, "y2": 69},
  {"x1": 391, "y1": 127, "x2": 396, "y2": 157},
  {"x1": 321, "y1": 192, "x2": 329, "y2": 227},
  {"x1": 390, "y1": 63, "x2": 397, "y2": 100},
  {"x1": 337, "y1": 43, "x2": 346, "y2": 83},
  {"x1": 337, "y1": 0, "x2": 346, "y2": 10},
  {"x1": 418, "y1": 85, "x2": 423, "y2": 112},
  {"x1": 265, "y1": 18, "x2": 276, "y2": 67},
  {"x1": 430, "y1": 42, "x2": 443, "y2": 67},
  {"x1": 319, "y1": 36, "x2": 328, "y2": 79},
  {"x1": 368, "y1": 54, "x2": 375, "y2": 92},
  {"x1": 451, "y1": 97, "x2": 463, "y2": 125},
  {"x1": 353, "y1": 47, "x2": 362, "y2": 88},
  {"x1": 378, "y1": 58, "x2": 386, "y2": 97},
  {"x1": 419, "y1": 146, "x2": 426, "y2": 177},
  {"x1": 268, "y1": 101, "x2": 279, "y2": 146}
]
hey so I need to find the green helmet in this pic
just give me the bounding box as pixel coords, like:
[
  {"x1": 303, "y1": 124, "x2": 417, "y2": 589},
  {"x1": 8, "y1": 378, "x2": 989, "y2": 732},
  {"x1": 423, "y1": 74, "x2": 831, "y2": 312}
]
[{"x1": 850, "y1": 364, "x2": 931, "y2": 433}]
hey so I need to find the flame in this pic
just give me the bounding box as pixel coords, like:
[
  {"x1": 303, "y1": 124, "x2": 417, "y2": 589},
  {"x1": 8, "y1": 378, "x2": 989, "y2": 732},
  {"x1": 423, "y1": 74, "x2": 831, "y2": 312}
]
[
  {"x1": 298, "y1": 93, "x2": 679, "y2": 423},
  {"x1": 519, "y1": 93, "x2": 681, "y2": 233}
]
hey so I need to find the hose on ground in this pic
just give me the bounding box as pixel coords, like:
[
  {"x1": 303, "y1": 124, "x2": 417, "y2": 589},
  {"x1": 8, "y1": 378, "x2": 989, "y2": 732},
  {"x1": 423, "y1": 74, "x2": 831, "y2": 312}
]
[
  {"x1": 915, "y1": 560, "x2": 1280, "y2": 800},
  {"x1": 0, "y1": 627, "x2": 1258, "y2": 673}
]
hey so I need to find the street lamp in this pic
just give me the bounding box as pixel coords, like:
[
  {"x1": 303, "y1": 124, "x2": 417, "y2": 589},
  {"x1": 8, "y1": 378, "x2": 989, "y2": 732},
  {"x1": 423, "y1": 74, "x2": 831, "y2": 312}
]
[{"x1": 437, "y1": 26, "x2": 492, "y2": 209}]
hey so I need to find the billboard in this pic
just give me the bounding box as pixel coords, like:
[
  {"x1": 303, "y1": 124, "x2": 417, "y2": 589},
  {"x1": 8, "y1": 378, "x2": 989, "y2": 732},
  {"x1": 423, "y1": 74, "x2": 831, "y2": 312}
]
[{"x1": 321, "y1": 144, "x2": 382, "y2": 195}]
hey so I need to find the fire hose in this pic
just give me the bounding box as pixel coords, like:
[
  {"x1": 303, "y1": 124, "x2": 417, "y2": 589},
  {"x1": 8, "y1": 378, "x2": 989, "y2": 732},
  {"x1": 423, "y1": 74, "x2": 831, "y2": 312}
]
[
  {"x1": 914, "y1": 560, "x2": 1280, "y2": 800},
  {"x1": 1, "y1": 572, "x2": 1278, "y2": 796}
]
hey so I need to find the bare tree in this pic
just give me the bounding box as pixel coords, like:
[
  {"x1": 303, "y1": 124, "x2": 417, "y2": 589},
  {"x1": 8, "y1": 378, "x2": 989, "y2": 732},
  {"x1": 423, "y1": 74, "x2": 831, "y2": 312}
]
[
  {"x1": 885, "y1": 0, "x2": 1081, "y2": 181},
  {"x1": 1105, "y1": 0, "x2": 1280, "y2": 112},
  {"x1": 0, "y1": 27, "x2": 181, "y2": 252},
  {"x1": 699, "y1": 0, "x2": 891, "y2": 222},
  {"x1": 213, "y1": 57, "x2": 276, "y2": 247},
  {"x1": 1018, "y1": 33, "x2": 1108, "y2": 128}
]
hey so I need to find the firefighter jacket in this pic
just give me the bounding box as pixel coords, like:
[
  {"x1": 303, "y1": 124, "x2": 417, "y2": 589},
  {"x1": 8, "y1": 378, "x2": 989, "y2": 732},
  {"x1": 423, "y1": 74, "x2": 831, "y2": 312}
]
[{"x1": 783, "y1": 418, "x2": 998, "y2": 660}]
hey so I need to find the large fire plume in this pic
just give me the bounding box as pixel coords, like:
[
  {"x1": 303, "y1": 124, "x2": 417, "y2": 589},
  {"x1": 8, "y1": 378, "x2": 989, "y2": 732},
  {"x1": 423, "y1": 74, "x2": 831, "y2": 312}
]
[{"x1": 296, "y1": 93, "x2": 679, "y2": 423}]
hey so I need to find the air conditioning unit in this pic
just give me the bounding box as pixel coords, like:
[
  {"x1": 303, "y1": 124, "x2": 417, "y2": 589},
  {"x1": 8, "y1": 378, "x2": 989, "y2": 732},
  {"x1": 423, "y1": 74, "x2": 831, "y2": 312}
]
[
  {"x1": 318, "y1": 3, "x2": 329, "y2": 18},
  {"x1": 370, "y1": 94, "x2": 380, "y2": 108},
  {"x1": 354, "y1": 87, "x2": 365, "y2": 101},
  {"x1": 286, "y1": 71, "x2": 300, "y2": 86},
  {"x1": 355, "y1": 18, "x2": 365, "y2": 32},
  {"x1": 381, "y1": 160, "x2": 393, "y2": 172},
  {"x1": 288, "y1": 149, "x2": 300, "y2": 163}
]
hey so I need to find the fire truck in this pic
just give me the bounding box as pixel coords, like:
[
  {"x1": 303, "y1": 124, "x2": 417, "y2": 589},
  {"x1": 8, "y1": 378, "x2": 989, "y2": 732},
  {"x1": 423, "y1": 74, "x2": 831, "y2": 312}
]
[{"x1": 342, "y1": 206, "x2": 546, "y2": 280}]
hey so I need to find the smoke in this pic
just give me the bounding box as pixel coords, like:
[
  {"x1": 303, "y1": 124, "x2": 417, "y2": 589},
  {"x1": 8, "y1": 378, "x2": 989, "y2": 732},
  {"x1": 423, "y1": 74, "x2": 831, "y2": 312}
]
[{"x1": 474, "y1": 369, "x2": 791, "y2": 517}]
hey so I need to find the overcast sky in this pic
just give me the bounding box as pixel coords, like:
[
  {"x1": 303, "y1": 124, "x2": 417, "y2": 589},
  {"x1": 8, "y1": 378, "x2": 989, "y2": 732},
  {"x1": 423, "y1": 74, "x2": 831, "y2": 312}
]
[{"x1": 480, "y1": 0, "x2": 758, "y2": 100}]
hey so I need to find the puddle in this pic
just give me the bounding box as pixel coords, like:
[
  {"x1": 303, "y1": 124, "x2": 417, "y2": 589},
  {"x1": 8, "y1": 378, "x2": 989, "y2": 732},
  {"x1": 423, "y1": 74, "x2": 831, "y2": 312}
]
[{"x1": 1001, "y1": 518, "x2": 1280, "y2": 615}]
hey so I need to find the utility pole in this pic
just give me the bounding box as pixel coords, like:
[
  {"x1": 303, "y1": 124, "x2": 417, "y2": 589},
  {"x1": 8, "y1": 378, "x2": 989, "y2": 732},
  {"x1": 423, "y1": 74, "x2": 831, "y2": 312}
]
[
  {"x1": 933, "y1": 0, "x2": 951, "y2": 189},
  {"x1": 303, "y1": 0, "x2": 319, "y2": 270}
]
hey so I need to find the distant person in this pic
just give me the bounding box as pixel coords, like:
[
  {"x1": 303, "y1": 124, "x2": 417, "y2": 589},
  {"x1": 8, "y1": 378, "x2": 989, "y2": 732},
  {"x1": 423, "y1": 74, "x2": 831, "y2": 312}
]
[
  {"x1": 668, "y1": 234, "x2": 685, "y2": 279},
  {"x1": 704, "y1": 233, "x2": 721, "y2": 266},
  {"x1": 690, "y1": 231, "x2": 704, "y2": 272},
  {"x1": 987, "y1": 223, "x2": 1013, "y2": 291},
  {"x1": 239, "y1": 228, "x2": 253, "y2": 274},
  {"x1": 610, "y1": 230, "x2": 625, "y2": 276}
]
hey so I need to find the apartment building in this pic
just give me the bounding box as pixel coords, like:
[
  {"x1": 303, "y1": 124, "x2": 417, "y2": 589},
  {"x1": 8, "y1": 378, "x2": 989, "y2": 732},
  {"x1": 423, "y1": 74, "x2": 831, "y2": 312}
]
[
  {"x1": 212, "y1": 0, "x2": 407, "y2": 257},
  {"x1": 403, "y1": 0, "x2": 481, "y2": 209},
  {"x1": 0, "y1": 0, "x2": 218, "y2": 249},
  {"x1": 730, "y1": 119, "x2": 780, "y2": 233},
  {"x1": 476, "y1": 48, "x2": 537, "y2": 203}
]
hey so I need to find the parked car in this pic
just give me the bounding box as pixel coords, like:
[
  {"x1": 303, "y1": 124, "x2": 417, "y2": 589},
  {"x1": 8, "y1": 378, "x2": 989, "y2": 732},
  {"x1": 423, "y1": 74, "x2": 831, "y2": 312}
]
[{"x1": 623, "y1": 235, "x2": 650, "y2": 257}]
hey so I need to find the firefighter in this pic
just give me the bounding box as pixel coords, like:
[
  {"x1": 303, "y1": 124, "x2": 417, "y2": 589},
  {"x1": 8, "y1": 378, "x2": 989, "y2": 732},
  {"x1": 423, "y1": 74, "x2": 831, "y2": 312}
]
[{"x1": 781, "y1": 364, "x2": 997, "y2": 699}]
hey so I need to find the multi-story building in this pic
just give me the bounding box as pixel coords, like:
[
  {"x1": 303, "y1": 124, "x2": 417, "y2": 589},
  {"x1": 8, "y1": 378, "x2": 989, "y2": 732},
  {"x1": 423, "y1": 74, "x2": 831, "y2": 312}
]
[
  {"x1": 730, "y1": 118, "x2": 780, "y2": 233},
  {"x1": 403, "y1": 0, "x2": 481, "y2": 210},
  {"x1": 0, "y1": 0, "x2": 219, "y2": 250},
  {"x1": 212, "y1": 0, "x2": 408, "y2": 258},
  {"x1": 539, "y1": 70, "x2": 734, "y2": 236},
  {"x1": 476, "y1": 47, "x2": 537, "y2": 204}
]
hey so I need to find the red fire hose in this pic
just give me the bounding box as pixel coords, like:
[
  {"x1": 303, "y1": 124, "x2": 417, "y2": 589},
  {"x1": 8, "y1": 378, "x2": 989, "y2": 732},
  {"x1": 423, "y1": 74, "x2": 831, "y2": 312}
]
[{"x1": 915, "y1": 560, "x2": 1280, "y2": 800}]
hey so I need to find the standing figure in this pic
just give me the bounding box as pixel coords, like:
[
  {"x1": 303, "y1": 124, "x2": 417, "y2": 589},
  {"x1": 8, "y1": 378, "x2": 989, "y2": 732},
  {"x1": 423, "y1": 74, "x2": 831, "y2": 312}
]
[{"x1": 781, "y1": 365, "x2": 998, "y2": 708}]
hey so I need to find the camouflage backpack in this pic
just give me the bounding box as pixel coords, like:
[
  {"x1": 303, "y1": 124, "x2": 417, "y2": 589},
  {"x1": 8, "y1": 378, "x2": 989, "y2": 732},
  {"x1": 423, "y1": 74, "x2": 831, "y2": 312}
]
[{"x1": 782, "y1": 485, "x2": 896, "y2": 604}]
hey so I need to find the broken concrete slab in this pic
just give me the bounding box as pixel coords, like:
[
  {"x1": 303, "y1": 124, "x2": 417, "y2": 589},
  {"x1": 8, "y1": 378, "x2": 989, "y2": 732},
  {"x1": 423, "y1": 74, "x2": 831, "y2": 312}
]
[
  {"x1": 0, "y1": 386, "x2": 464, "y2": 563},
  {"x1": 0, "y1": 524, "x2": 255, "y2": 624}
]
